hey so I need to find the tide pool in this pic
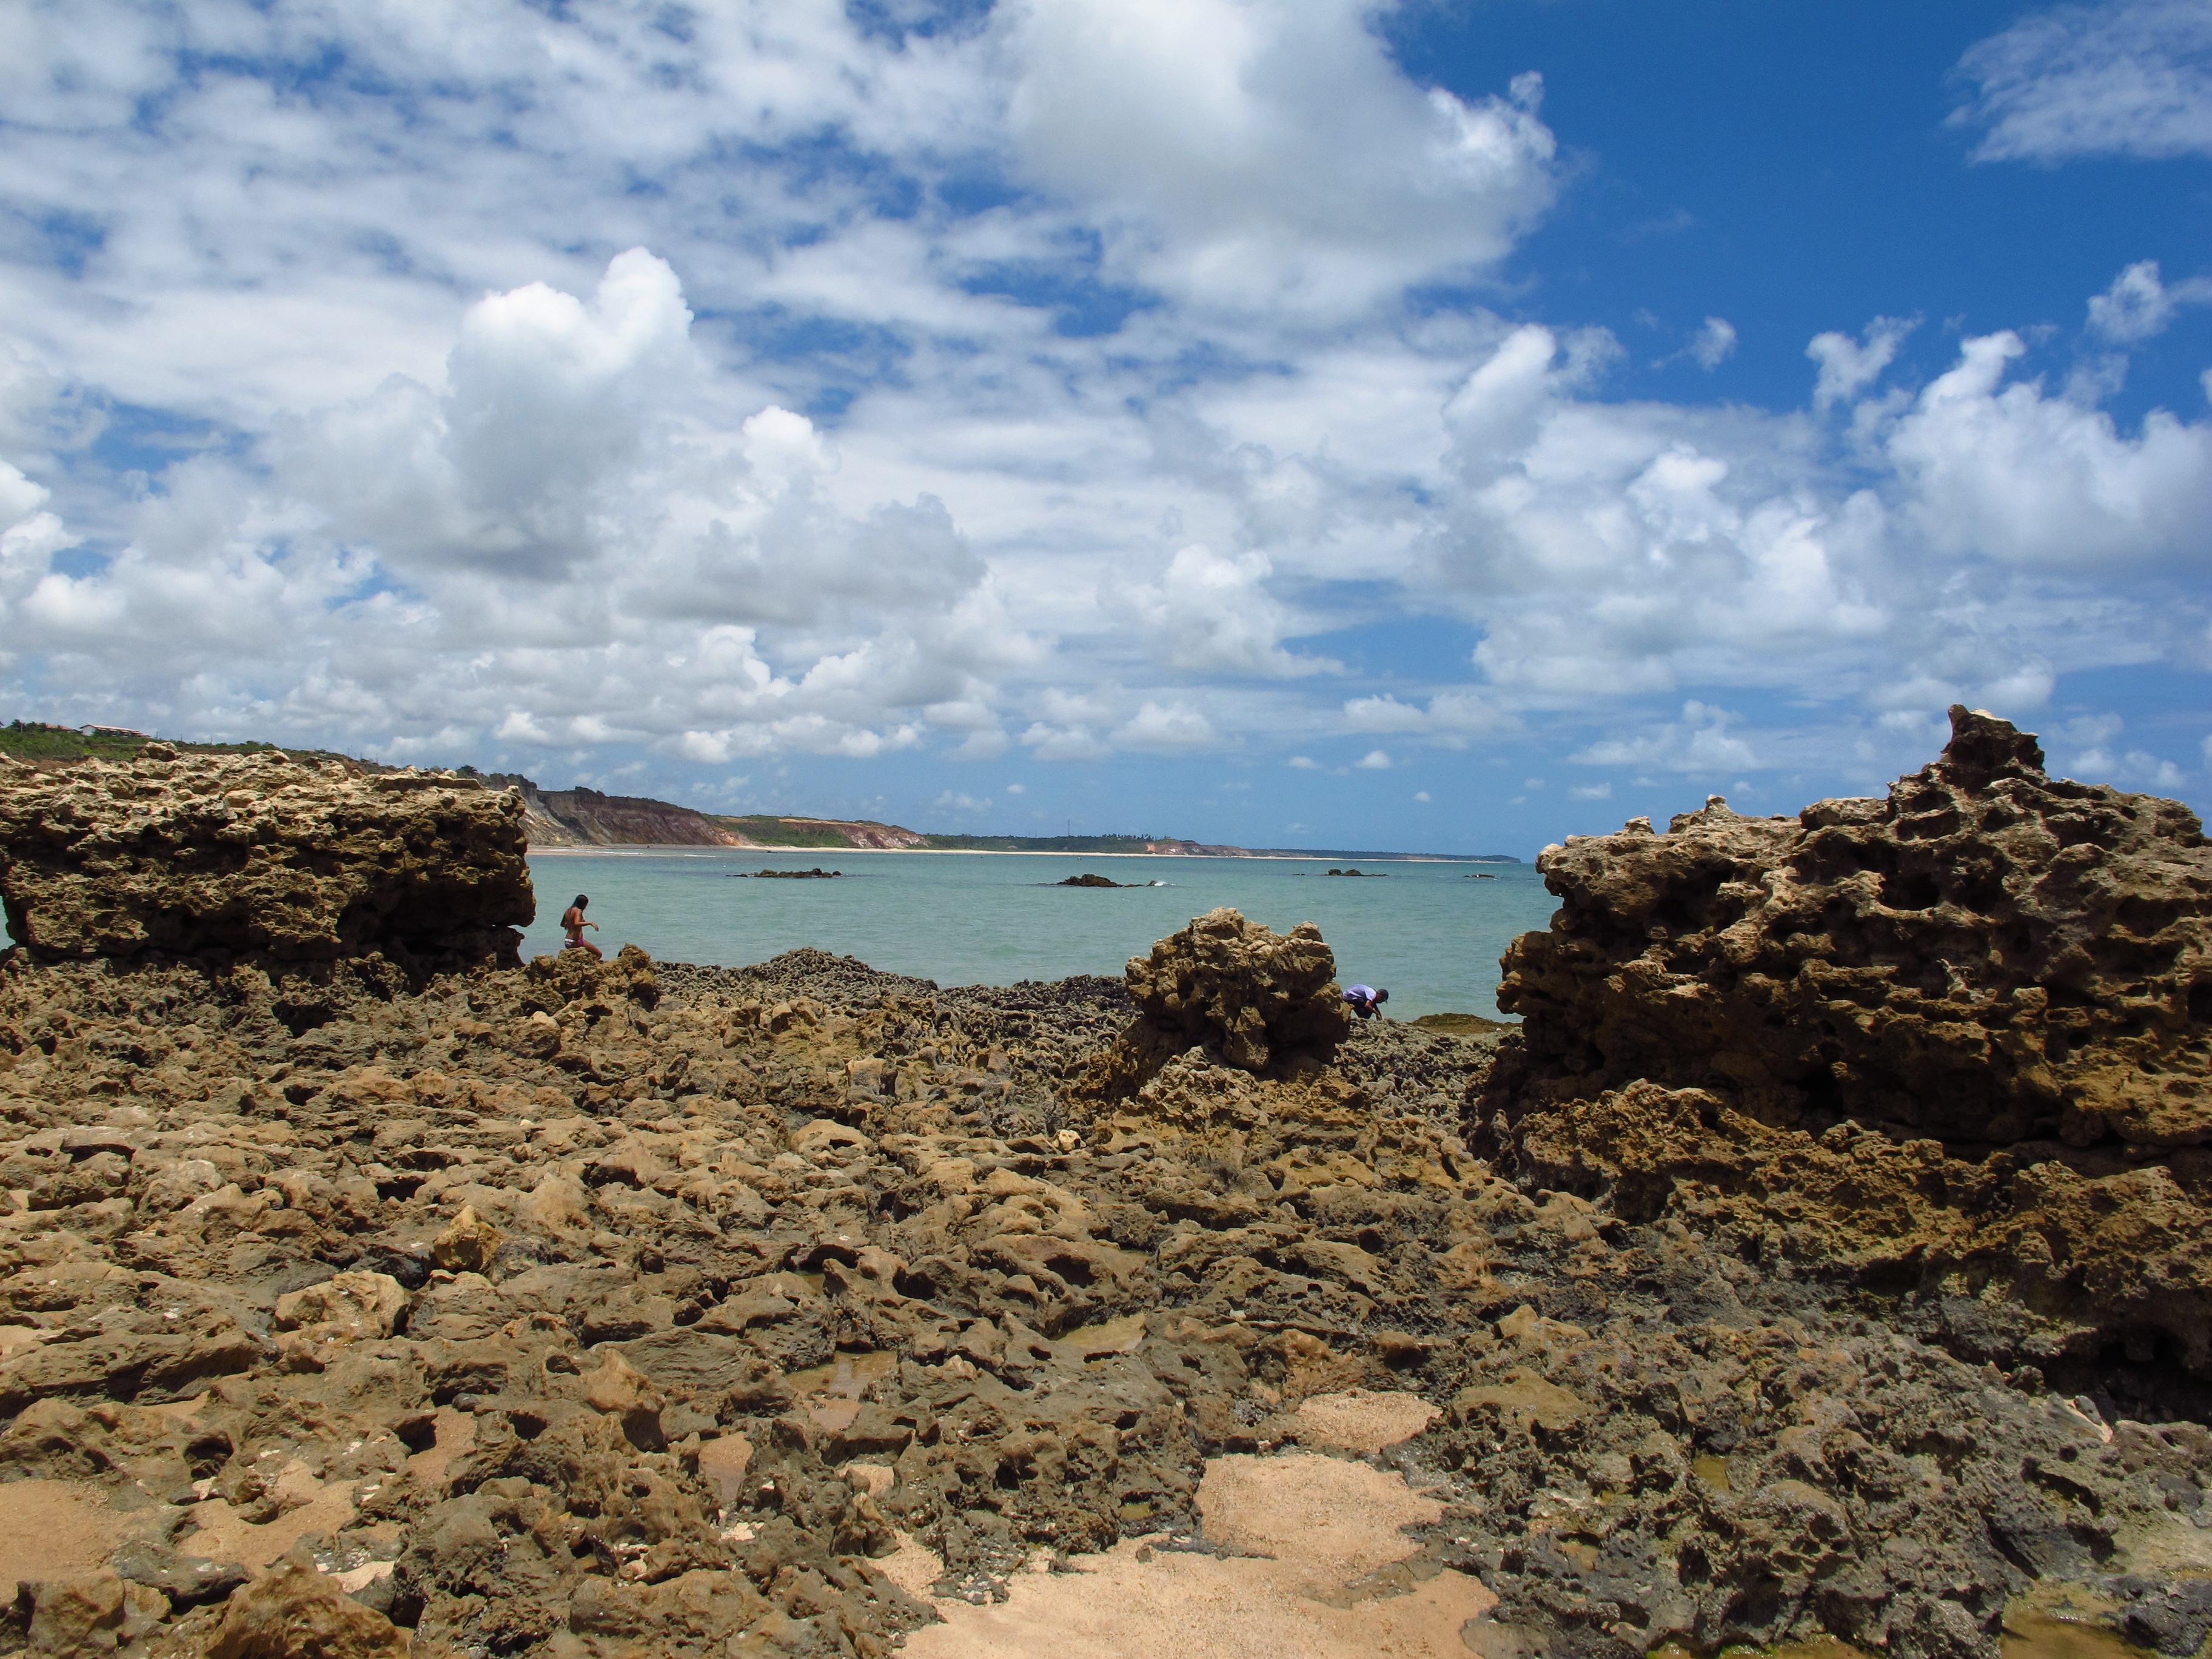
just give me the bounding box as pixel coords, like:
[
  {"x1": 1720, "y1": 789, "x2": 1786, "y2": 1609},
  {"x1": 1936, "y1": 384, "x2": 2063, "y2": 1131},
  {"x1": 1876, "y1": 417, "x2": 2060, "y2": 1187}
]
[{"x1": 525, "y1": 849, "x2": 1557, "y2": 1020}]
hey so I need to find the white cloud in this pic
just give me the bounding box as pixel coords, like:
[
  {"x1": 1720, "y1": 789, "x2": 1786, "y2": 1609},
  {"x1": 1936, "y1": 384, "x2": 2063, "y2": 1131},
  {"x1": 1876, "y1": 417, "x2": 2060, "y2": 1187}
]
[
  {"x1": 1569, "y1": 781, "x2": 1612, "y2": 800},
  {"x1": 1691, "y1": 318, "x2": 1738, "y2": 370},
  {"x1": 1413, "y1": 789, "x2": 1430, "y2": 802},
  {"x1": 1574, "y1": 702, "x2": 1759, "y2": 774},
  {"x1": 1354, "y1": 748, "x2": 1393, "y2": 769},
  {"x1": 2087, "y1": 260, "x2": 2212, "y2": 343},
  {"x1": 1021, "y1": 722, "x2": 1113, "y2": 762},
  {"x1": 1287, "y1": 754, "x2": 1322, "y2": 770},
  {"x1": 1952, "y1": 0, "x2": 2212, "y2": 163},
  {"x1": 1000, "y1": 0, "x2": 1558, "y2": 316},
  {"x1": 1115, "y1": 545, "x2": 1335, "y2": 677},
  {"x1": 1114, "y1": 700, "x2": 1218, "y2": 751},
  {"x1": 1808, "y1": 317, "x2": 1914, "y2": 409},
  {"x1": 1005, "y1": 782, "x2": 1026, "y2": 794},
  {"x1": 1888, "y1": 331, "x2": 2212, "y2": 570},
  {"x1": 1661, "y1": 317, "x2": 1737, "y2": 371}
]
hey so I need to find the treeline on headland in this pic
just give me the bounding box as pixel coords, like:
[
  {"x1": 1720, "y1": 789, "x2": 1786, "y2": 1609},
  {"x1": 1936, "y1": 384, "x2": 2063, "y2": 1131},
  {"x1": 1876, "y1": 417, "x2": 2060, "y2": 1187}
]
[{"x1": 0, "y1": 719, "x2": 1519, "y2": 860}]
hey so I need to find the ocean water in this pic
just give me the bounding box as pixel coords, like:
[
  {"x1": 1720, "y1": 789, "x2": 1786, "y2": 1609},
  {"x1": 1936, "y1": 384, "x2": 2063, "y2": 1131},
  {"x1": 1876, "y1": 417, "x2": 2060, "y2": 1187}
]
[{"x1": 525, "y1": 850, "x2": 1559, "y2": 1020}]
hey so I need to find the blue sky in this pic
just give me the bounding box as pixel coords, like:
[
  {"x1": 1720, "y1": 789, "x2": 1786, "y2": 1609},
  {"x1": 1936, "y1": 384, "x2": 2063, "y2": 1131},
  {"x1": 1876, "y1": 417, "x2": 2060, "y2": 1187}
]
[{"x1": 1, "y1": 0, "x2": 2209, "y2": 854}]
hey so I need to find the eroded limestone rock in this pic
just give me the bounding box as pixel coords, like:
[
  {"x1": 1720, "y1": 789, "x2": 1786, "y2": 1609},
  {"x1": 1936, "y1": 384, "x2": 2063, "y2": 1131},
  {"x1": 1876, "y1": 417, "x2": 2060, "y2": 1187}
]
[
  {"x1": 1116, "y1": 907, "x2": 1350, "y2": 1076},
  {"x1": 0, "y1": 749, "x2": 531, "y2": 968},
  {"x1": 1486, "y1": 706, "x2": 2212, "y2": 1375}
]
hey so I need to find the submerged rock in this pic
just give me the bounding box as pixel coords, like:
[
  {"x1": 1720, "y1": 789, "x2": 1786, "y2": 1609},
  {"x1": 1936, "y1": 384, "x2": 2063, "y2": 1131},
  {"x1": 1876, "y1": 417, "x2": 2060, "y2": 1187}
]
[
  {"x1": 0, "y1": 748, "x2": 531, "y2": 969},
  {"x1": 1057, "y1": 873, "x2": 1122, "y2": 888},
  {"x1": 1486, "y1": 705, "x2": 2212, "y2": 1381}
]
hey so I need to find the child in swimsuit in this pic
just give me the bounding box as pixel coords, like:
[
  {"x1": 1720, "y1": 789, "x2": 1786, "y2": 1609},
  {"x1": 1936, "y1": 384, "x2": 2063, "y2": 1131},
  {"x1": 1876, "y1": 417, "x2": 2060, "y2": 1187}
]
[{"x1": 561, "y1": 894, "x2": 603, "y2": 960}]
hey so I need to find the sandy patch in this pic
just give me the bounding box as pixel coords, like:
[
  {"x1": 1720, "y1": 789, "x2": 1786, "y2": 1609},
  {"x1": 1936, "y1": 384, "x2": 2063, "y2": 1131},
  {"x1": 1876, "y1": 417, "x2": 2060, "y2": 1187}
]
[
  {"x1": 697, "y1": 1434, "x2": 755, "y2": 1507},
  {"x1": 183, "y1": 1469, "x2": 359, "y2": 1574},
  {"x1": 900, "y1": 1450, "x2": 1491, "y2": 1658},
  {"x1": 1295, "y1": 1389, "x2": 1438, "y2": 1454},
  {"x1": 403, "y1": 1406, "x2": 477, "y2": 1496},
  {"x1": 0, "y1": 1479, "x2": 122, "y2": 1595}
]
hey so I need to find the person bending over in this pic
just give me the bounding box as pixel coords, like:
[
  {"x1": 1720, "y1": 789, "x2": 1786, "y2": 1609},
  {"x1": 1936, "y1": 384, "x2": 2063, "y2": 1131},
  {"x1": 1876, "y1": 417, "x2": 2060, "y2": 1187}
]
[
  {"x1": 561, "y1": 894, "x2": 603, "y2": 960},
  {"x1": 1344, "y1": 984, "x2": 1388, "y2": 1019}
]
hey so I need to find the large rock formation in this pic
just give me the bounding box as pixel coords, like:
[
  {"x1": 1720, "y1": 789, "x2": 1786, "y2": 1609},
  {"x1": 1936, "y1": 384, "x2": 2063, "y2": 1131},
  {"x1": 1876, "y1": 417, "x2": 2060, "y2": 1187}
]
[
  {"x1": 1485, "y1": 707, "x2": 2212, "y2": 1379},
  {"x1": 1501, "y1": 706, "x2": 2211, "y2": 1147},
  {"x1": 1122, "y1": 907, "x2": 1350, "y2": 1074},
  {"x1": 0, "y1": 747, "x2": 532, "y2": 968}
]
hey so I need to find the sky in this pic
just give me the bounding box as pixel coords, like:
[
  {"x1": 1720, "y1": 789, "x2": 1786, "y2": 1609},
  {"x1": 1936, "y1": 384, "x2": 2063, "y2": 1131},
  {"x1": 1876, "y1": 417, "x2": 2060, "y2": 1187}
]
[{"x1": 1, "y1": 0, "x2": 2210, "y2": 856}]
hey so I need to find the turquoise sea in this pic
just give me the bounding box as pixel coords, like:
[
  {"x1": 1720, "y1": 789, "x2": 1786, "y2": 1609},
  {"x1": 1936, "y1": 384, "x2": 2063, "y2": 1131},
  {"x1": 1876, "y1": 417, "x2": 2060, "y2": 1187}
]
[{"x1": 523, "y1": 850, "x2": 1558, "y2": 1021}]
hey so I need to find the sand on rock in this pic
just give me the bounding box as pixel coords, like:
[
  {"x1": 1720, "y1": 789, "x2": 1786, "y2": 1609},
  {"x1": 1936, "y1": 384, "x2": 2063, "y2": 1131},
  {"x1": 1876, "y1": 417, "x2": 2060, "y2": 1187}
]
[
  {"x1": 0, "y1": 1478, "x2": 121, "y2": 1597},
  {"x1": 902, "y1": 1450, "x2": 1493, "y2": 1659},
  {"x1": 1294, "y1": 1389, "x2": 1438, "y2": 1454}
]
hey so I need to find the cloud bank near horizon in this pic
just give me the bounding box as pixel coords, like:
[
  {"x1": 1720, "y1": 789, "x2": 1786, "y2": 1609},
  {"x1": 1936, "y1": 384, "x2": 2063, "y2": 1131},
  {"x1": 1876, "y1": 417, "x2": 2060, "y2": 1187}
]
[{"x1": 1, "y1": 0, "x2": 2209, "y2": 836}]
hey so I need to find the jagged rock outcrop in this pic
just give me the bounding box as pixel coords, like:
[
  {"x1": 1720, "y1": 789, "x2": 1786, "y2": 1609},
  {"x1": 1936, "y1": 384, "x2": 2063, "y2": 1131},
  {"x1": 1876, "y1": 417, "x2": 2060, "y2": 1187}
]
[
  {"x1": 1118, "y1": 908, "x2": 1350, "y2": 1077},
  {"x1": 1501, "y1": 706, "x2": 2211, "y2": 1147},
  {"x1": 0, "y1": 747, "x2": 532, "y2": 968},
  {"x1": 1484, "y1": 706, "x2": 2212, "y2": 1377}
]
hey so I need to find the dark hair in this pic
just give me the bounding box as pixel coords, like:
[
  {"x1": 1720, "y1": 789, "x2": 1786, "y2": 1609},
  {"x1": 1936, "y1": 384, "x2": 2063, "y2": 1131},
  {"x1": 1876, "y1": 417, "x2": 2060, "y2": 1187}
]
[
  {"x1": 572, "y1": 894, "x2": 589, "y2": 909},
  {"x1": 1376, "y1": 988, "x2": 1389, "y2": 1002}
]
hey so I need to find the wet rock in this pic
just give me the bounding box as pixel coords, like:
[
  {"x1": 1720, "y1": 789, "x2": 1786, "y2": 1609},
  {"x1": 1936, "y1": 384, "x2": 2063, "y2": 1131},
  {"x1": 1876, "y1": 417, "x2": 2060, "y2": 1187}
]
[{"x1": 0, "y1": 749, "x2": 531, "y2": 968}]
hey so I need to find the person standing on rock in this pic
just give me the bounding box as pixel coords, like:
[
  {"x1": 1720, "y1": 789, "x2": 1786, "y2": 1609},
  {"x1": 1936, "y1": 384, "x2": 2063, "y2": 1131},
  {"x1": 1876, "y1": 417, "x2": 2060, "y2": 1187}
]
[
  {"x1": 561, "y1": 894, "x2": 603, "y2": 960},
  {"x1": 1344, "y1": 984, "x2": 1387, "y2": 1019}
]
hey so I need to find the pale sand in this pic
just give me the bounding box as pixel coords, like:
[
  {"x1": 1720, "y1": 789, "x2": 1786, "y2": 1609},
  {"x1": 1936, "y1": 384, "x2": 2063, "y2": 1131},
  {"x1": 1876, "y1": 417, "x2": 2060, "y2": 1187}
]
[
  {"x1": 1295, "y1": 1389, "x2": 1439, "y2": 1455},
  {"x1": 899, "y1": 1450, "x2": 1491, "y2": 1658},
  {"x1": 0, "y1": 1479, "x2": 122, "y2": 1594},
  {"x1": 183, "y1": 1403, "x2": 472, "y2": 1575}
]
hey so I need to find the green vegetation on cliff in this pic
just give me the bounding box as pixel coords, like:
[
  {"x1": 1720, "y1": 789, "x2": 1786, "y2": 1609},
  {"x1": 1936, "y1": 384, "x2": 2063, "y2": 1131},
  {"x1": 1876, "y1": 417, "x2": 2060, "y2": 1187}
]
[{"x1": 0, "y1": 720, "x2": 358, "y2": 769}]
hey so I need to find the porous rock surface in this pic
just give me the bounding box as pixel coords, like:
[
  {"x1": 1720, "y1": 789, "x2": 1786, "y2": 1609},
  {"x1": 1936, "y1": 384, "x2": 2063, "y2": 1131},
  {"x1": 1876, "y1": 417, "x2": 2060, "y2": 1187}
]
[
  {"x1": 1116, "y1": 907, "x2": 1350, "y2": 1075},
  {"x1": 1487, "y1": 706, "x2": 2212, "y2": 1381},
  {"x1": 0, "y1": 750, "x2": 2206, "y2": 1659},
  {"x1": 0, "y1": 749, "x2": 531, "y2": 968}
]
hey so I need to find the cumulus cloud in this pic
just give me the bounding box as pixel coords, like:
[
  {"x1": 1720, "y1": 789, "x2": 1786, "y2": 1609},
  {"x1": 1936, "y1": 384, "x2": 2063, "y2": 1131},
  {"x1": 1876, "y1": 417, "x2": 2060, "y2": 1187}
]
[
  {"x1": 5, "y1": 253, "x2": 1006, "y2": 761},
  {"x1": 2087, "y1": 260, "x2": 2212, "y2": 343},
  {"x1": 1658, "y1": 317, "x2": 1737, "y2": 371},
  {"x1": 1433, "y1": 324, "x2": 1890, "y2": 698},
  {"x1": 1951, "y1": 0, "x2": 2212, "y2": 163},
  {"x1": 1, "y1": 1, "x2": 2210, "y2": 812},
  {"x1": 1116, "y1": 545, "x2": 1336, "y2": 677},
  {"x1": 1574, "y1": 702, "x2": 1759, "y2": 774},
  {"x1": 1808, "y1": 317, "x2": 1915, "y2": 409},
  {"x1": 1114, "y1": 701, "x2": 1218, "y2": 751},
  {"x1": 1354, "y1": 748, "x2": 1393, "y2": 769},
  {"x1": 1000, "y1": 0, "x2": 1558, "y2": 315},
  {"x1": 1887, "y1": 331, "x2": 2212, "y2": 569}
]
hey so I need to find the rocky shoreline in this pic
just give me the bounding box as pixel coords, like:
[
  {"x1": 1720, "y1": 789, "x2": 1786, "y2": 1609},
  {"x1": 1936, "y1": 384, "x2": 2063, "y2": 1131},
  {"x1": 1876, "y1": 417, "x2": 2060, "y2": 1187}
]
[{"x1": 0, "y1": 716, "x2": 2203, "y2": 1658}]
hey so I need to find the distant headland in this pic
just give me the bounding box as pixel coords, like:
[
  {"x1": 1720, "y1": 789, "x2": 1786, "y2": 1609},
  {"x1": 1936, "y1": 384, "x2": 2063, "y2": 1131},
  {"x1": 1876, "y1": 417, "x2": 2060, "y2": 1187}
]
[{"x1": 0, "y1": 720, "x2": 1521, "y2": 863}]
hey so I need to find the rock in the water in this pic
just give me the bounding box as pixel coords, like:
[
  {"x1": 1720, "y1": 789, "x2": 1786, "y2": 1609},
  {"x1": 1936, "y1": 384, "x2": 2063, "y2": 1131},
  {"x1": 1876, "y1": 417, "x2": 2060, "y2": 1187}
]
[
  {"x1": 1487, "y1": 705, "x2": 2212, "y2": 1375},
  {"x1": 0, "y1": 750, "x2": 531, "y2": 967},
  {"x1": 1057, "y1": 873, "x2": 1122, "y2": 888},
  {"x1": 1120, "y1": 907, "x2": 1350, "y2": 1074}
]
